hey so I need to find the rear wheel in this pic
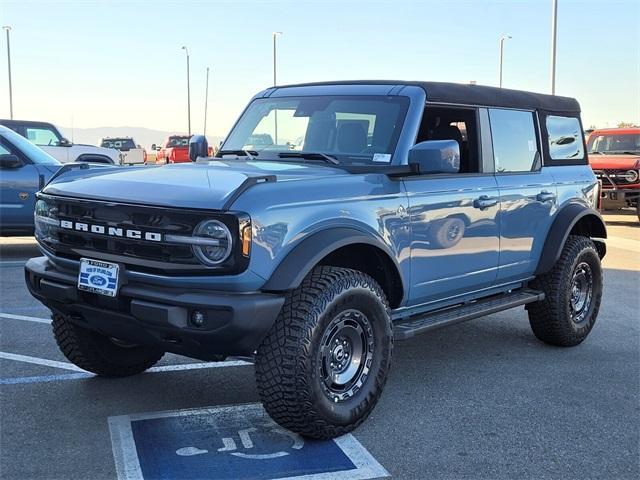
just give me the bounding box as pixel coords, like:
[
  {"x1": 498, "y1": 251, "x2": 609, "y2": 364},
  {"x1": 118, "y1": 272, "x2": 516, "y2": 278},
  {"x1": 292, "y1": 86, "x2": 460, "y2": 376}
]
[
  {"x1": 255, "y1": 266, "x2": 393, "y2": 439},
  {"x1": 527, "y1": 235, "x2": 603, "y2": 346},
  {"x1": 52, "y1": 314, "x2": 164, "y2": 376}
]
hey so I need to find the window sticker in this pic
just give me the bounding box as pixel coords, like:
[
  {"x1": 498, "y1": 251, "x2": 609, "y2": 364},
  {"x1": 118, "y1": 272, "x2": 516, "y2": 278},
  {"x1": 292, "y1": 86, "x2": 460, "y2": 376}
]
[{"x1": 372, "y1": 153, "x2": 391, "y2": 163}]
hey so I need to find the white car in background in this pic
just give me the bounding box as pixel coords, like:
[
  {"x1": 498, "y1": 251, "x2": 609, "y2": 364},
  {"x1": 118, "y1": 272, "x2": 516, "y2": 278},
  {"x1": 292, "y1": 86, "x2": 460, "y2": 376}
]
[
  {"x1": 100, "y1": 137, "x2": 146, "y2": 165},
  {"x1": 0, "y1": 119, "x2": 121, "y2": 164}
]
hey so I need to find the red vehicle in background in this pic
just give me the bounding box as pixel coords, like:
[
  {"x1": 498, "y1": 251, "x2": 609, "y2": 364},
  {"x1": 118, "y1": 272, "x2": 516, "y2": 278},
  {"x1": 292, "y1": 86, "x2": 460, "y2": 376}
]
[
  {"x1": 152, "y1": 135, "x2": 192, "y2": 163},
  {"x1": 587, "y1": 127, "x2": 640, "y2": 221}
]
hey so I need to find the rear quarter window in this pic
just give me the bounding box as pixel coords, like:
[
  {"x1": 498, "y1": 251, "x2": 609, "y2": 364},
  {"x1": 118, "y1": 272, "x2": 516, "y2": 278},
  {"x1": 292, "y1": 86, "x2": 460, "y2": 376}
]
[{"x1": 546, "y1": 116, "x2": 584, "y2": 161}]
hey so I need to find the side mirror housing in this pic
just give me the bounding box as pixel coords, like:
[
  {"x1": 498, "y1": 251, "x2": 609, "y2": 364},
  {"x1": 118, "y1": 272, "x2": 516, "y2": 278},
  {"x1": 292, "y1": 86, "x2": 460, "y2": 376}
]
[
  {"x1": 0, "y1": 154, "x2": 24, "y2": 169},
  {"x1": 408, "y1": 140, "x2": 460, "y2": 174},
  {"x1": 58, "y1": 138, "x2": 71, "y2": 147},
  {"x1": 189, "y1": 135, "x2": 208, "y2": 162}
]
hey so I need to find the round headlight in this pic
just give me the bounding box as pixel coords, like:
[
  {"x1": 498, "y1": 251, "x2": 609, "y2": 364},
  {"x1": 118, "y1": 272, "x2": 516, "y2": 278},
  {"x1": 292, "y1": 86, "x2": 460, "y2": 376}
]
[
  {"x1": 624, "y1": 170, "x2": 639, "y2": 183},
  {"x1": 192, "y1": 219, "x2": 233, "y2": 266},
  {"x1": 34, "y1": 199, "x2": 50, "y2": 218}
]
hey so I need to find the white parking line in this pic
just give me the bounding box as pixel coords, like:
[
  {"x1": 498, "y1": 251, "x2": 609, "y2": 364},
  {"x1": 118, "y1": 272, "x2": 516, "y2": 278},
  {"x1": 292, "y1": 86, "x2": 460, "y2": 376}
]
[
  {"x1": 0, "y1": 351, "x2": 85, "y2": 372},
  {"x1": 0, "y1": 312, "x2": 51, "y2": 324}
]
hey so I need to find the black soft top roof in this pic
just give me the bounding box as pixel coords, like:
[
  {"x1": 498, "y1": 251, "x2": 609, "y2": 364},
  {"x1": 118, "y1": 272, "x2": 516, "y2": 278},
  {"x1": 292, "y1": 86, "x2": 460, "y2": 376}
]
[{"x1": 276, "y1": 80, "x2": 581, "y2": 114}]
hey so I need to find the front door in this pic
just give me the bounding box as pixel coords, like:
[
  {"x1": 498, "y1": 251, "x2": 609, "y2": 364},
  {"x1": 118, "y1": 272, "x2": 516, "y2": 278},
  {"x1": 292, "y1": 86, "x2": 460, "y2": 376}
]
[
  {"x1": 0, "y1": 140, "x2": 40, "y2": 231},
  {"x1": 404, "y1": 106, "x2": 500, "y2": 306}
]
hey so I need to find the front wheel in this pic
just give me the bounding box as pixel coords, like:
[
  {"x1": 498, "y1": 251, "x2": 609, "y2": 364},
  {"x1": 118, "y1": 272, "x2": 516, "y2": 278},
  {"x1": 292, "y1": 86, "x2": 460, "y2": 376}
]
[
  {"x1": 527, "y1": 235, "x2": 603, "y2": 346},
  {"x1": 255, "y1": 266, "x2": 393, "y2": 439},
  {"x1": 52, "y1": 314, "x2": 164, "y2": 376}
]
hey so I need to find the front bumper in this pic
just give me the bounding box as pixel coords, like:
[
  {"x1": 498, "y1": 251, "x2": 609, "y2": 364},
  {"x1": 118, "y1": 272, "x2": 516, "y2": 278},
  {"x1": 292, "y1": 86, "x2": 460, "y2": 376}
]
[{"x1": 25, "y1": 256, "x2": 285, "y2": 360}]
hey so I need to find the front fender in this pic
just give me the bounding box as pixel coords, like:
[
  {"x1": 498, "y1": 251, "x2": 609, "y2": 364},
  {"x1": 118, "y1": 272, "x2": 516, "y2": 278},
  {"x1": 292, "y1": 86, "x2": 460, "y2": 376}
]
[{"x1": 262, "y1": 227, "x2": 403, "y2": 293}]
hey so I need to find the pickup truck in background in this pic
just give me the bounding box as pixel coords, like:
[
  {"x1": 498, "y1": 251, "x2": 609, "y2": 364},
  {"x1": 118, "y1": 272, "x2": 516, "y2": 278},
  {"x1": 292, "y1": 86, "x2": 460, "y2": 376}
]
[
  {"x1": 100, "y1": 137, "x2": 146, "y2": 165},
  {"x1": 0, "y1": 119, "x2": 121, "y2": 165},
  {"x1": 587, "y1": 127, "x2": 640, "y2": 221},
  {"x1": 152, "y1": 135, "x2": 192, "y2": 163}
]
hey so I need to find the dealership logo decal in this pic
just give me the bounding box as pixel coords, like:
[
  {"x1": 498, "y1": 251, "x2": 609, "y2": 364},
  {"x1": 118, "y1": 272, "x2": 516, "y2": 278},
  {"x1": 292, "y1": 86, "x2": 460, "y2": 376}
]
[{"x1": 59, "y1": 219, "x2": 162, "y2": 242}]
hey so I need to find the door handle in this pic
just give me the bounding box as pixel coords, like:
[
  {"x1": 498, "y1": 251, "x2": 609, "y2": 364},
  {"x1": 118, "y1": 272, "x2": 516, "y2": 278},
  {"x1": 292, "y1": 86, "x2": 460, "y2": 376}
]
[
  {"x1": 536, "y1": 191, "x2": 556, "y2": 203},
  {"x1": 473, "y1": 195, "x2": 498, "y2": 210}
]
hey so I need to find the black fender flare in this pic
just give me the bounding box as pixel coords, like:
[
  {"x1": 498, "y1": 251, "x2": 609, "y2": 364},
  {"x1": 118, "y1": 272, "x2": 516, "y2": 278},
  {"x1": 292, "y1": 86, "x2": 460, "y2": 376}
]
[
  {"x1": 262, "y1": 227, "x2": 404, "y2": 294},
  {"x1": 535, "y1": 203, "x2": 607, "y2": 275}
]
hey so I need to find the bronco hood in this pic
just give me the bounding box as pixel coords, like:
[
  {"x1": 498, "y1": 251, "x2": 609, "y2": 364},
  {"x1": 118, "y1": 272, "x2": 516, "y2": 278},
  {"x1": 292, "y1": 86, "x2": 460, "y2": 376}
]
[
  {"x1": 42, "y1": 160, "x2": 347, "y2": 210},
  {"x1": 588, "y1": 153, "x2": 640, "y2": 170}
]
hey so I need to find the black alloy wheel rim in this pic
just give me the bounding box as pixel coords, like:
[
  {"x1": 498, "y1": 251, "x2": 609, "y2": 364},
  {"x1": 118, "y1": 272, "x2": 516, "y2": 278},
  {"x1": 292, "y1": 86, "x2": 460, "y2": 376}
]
[
  {"x1": 570, "y1": 261, "x2": 593, "y2": 324},
  {"x1": 319, "y1": 309, "x2": 374, "y2": 403}
]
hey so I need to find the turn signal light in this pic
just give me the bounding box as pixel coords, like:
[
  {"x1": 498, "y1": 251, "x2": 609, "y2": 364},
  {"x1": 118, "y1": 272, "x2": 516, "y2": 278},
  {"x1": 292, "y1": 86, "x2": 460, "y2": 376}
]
[{"x1": 241, "y1": 224, "x2": 251, "y2": 256}]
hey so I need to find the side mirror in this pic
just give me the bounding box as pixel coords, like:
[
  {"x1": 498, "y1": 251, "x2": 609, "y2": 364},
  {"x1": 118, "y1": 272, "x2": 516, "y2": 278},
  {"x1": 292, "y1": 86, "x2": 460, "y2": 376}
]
[
  {"x1": 0, "y1": 154, "x2": 24, "y2": 169},
  {"x1": 59, "y1": 138, "x2": 71, "y2": 147},
  {"x1": 189, "y1": 135, "x2": 208, "y2": 162},
  {"x1": 408, "y1": 140, "x2": 460, "y2": 174}
]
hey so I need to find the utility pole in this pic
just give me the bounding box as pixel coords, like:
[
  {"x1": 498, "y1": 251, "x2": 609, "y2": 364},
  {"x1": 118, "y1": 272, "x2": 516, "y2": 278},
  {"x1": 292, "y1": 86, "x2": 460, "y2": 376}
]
[
  {"x1": 3, "y1": 26, "x2": 13, "y2": 119},
  {"x1": 182, "y1": 46, "x2": 191, "y2": 135},
  {"x1": 499, "y1": 35, "x2": 511, "y2": 88},
  {"x1": 204, "y1": 66, "x2": 210, "y2": 137},
  {"x1": 550, "y1": 0, "x2": 558, "y2": 95}
]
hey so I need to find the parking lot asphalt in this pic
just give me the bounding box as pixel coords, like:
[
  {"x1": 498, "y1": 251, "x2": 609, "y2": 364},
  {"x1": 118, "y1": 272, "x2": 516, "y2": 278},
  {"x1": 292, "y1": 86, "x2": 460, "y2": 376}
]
[{"x1": 1, "y1": 212, "x2": 638, "y2": 480}]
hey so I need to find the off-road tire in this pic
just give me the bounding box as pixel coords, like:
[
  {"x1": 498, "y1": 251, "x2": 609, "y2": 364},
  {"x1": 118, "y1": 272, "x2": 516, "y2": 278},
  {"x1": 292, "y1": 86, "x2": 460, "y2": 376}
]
[
  {"x1": 255, "y1": 266, "x2": 393, "y2": 439},
  {"x1": 52, "y1": 314, "x2": 164, "y2": 376},
  {"x1": 527, "y1": 235, "x2": 603, "y2": 347}
]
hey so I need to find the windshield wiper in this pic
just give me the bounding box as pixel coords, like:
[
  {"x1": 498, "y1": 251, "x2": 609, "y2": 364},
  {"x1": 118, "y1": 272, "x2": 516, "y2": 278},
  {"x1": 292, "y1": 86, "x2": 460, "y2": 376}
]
[
  {"x1": 217, "y1": 149, "x2": 259, "y2": 159},
  {"x1": 589, "y1": 151, "x2": 603, "y2": 155},
  {"x1": 277, "y1": 151, "x2": 339, "y2": 165}
]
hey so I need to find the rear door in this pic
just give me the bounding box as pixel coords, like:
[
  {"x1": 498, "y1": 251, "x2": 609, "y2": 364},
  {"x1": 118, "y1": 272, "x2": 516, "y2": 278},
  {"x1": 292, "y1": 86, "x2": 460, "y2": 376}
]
[{"x1": 488, "y1": 108, "x2": 557, "y2": 282}]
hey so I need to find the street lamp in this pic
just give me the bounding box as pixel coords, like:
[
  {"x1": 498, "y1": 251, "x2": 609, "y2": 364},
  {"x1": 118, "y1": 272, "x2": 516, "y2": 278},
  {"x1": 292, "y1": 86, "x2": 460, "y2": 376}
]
[
  {"x1": 204, "y1": 66, "x2": 210, "y2": 137},
  {"x1": 272, "y1": 31, "x2": 282, "y2": 86},
  {"x1": 181, "y1": 46, "x2": 191, "y2": 135},
  {"x1": 2, "y1": 26, "x2": 13, "y2": 119},
  {"x1": 498, "y1": 34, "x2": 512, "y2": 88},
  {"x1": 550, "y1": 0, "x2": 558, "y2": 95}
]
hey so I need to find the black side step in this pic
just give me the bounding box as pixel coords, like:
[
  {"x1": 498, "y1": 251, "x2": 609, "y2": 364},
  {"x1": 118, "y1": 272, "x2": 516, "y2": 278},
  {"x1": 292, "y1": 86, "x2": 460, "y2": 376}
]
[{"x1": 393, "y1": 289, "x2": 544, "y2": 340}]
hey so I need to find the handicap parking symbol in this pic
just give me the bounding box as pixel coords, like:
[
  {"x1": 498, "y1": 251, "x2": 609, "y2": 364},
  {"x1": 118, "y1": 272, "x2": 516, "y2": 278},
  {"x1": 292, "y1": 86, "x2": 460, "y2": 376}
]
[{"x1": 108, "y1": 403, "x2": 388, "y2": 480}]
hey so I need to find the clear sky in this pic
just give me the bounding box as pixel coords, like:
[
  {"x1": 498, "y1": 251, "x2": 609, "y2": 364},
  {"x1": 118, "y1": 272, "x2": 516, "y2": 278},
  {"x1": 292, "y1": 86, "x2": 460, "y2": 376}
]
[{"x1": 1, "y1": 0, "x2": 638, "y2": 137}]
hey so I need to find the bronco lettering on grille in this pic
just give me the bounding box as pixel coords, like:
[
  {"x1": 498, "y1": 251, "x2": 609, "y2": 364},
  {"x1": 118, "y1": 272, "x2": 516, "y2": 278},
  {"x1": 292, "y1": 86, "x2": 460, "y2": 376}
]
[{"x1": 59, "y1": 219, "x2": 163, "y2": 242}]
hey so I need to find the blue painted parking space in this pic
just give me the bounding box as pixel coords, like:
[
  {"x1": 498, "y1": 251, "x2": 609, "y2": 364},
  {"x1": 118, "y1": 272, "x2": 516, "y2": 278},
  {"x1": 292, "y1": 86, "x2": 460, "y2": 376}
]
[{"x1": 108, "y1": 403, "x2": 388, "y2": 480}]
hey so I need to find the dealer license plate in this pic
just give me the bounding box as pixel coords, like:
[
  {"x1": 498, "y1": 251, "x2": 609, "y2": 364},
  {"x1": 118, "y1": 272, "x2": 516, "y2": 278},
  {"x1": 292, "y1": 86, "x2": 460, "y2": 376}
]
[{"x1": 78, "y1": 258, "x2": 119, "y2": 297}]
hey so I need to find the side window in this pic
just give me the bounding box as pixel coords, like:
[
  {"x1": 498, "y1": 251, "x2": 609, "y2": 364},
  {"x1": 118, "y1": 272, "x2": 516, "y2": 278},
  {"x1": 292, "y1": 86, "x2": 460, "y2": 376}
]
[
  {"x1": 25, "y1": 127, "x2": 60, "y2": 146},
  {"x1": 0, "y1": 142, "x2": 11, "y2": 155},
  {"x1": 416, "y1": 106, "x2": 480, "y2": 173},
  {"x1": 546, "y1": 115, "x2": 584, "y2": 161},
  {"x1": 489, "y1": 109, "x2": 539, "y2": 173}
]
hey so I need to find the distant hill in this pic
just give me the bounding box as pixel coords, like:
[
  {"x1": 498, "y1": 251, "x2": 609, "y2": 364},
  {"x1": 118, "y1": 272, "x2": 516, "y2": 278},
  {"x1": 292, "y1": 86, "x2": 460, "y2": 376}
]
[{"x1": 57, "y1": 126, "x2": 224, "y2": 151}]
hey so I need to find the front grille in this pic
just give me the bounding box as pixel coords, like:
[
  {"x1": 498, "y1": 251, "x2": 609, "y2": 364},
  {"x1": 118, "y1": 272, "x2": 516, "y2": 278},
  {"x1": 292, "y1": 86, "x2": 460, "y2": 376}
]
[
  {"x1": 36, "y1": 195, "x2": 238, "y2": 274},
  {"x1": 593, "y1": 169, "x2": 640, "y2": 189}
]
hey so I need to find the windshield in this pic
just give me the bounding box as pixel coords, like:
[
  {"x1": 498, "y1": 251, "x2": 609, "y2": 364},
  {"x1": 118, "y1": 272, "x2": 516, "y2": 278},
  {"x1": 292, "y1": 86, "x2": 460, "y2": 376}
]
[
  {"x1": 167, "y1": 137, "x2": 190, "y2": 147},
  {"x1": 587, "y1": 133, "x2": 640, "y2": 154},
  {"x1": 221, "y1": 95, "x2": 409, "y2": 164},
  {"x1": 101, "y1": 138, "x2": 136, "y2": 150},
  {"x1": 0, "y1": 128, "x2": 60, "y2": 165}
]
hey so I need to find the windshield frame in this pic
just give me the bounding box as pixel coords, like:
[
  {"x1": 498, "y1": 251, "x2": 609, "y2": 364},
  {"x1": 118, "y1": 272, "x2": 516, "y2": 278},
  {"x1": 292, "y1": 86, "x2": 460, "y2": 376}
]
[{"x1": 219, "y1": 94, "x2": 411, "y2": 166}]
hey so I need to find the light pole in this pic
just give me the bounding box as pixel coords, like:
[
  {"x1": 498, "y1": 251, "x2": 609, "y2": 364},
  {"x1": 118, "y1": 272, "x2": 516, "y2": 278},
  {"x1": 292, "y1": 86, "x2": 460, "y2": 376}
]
[
  {"x1": 181, "y1": 46, "x2": 191, "y2": 135},
  {"x1": 272, "y1": 32, "x2": 283, "y2": 144},
  {"x1": 204, "y1": 66, "x2": 210, "y2": 137},
  {"x1": 272, "y1": 31, "x2": 282, "y2": 86},
  {"x1": 3, "y1": 26, "x2": 13, "y2": 119},
  {"x1": 550, "y1": 0, "x2": 558, "y2": 95},
  {"x1": 498, "y1": 34, "x2": 511, "y2": 88}
]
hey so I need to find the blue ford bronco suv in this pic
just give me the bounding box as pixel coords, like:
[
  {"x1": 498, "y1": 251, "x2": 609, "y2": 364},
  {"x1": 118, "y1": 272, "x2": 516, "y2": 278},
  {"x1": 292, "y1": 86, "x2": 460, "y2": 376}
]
[{"x1": 25, "y1": 81, "x2": 606, "y2": 439}]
